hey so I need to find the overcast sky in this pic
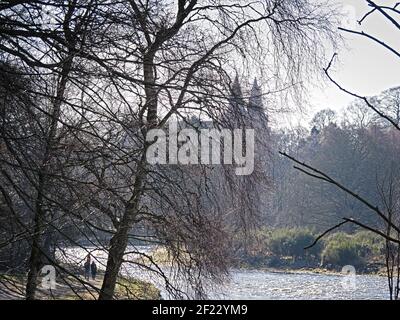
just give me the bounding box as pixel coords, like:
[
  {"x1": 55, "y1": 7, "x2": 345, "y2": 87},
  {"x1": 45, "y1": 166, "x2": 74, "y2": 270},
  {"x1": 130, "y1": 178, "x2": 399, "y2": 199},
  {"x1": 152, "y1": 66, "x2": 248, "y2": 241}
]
[{"x1": 280, "y1": 0, "x2": 400, "y2": 129}]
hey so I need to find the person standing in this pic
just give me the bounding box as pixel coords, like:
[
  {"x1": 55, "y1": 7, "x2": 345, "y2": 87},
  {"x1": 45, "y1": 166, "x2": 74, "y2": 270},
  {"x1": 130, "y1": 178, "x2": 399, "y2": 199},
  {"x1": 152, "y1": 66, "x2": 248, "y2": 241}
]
[
  {"x1": 91, "y1": 260, "x2": 97, "y2": 281},
  {"x1": 84, "y1": 254, "x2": 91, "y2": 281}
]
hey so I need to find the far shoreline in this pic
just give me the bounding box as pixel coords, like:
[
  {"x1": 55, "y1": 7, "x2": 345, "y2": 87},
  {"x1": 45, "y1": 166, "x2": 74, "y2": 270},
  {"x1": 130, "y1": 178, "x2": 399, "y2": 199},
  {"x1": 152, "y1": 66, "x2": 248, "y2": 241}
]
[{"x1": 232, "y1": 265, "x2": 388, "y2": 277}]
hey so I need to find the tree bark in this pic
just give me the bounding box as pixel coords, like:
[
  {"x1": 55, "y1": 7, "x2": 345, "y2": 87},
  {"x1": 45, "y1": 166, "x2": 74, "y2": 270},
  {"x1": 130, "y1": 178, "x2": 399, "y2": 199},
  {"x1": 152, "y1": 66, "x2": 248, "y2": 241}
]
[
  {"x1": 98, "y1": 35, "x2": 159, "y2": 300},
  {"x1": 25, "y1": 57, "x2": 72, "y2": 300},
  {"x1": 98, "y1": 162, "x2": 146, "y2": 300}
]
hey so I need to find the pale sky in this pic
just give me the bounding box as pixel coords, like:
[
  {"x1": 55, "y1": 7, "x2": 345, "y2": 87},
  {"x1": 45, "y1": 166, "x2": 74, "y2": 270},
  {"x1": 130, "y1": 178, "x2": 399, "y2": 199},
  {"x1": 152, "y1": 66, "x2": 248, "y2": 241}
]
[{"x1": 280, "y1": 0, "x2": 400, "y2": 129}]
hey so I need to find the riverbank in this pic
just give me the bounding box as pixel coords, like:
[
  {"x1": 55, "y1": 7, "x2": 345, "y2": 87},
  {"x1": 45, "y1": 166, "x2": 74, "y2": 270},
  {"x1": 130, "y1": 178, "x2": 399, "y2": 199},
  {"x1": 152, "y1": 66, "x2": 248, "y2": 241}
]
[
  {"x1": 137, "y1": 245, "x2": 388, "y2": 277},
  {"x1": 235, "y1": 258, "x2": 388, "y2": 277},
  {"x1": 237, "y1": 266, "x2": 388, "y2": 277},
  {"x1": 0, "y1": 270, "x2": 161, "y2": 300}
]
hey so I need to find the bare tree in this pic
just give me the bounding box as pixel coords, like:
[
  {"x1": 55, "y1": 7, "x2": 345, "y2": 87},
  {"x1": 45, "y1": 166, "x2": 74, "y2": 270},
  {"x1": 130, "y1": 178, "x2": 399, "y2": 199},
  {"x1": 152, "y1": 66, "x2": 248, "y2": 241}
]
[
  {"x1": 377, "y1": 168, "x2": 400, "y2": 300},
  {"x1": 0, "y1": 0, "x2": 339, "y2": 300},
  {"x1": 281, "y1": 0, "x2": 400, "y2": 300},
  {"x1": 91, "y1": 0, "x2": 339, "y2": 300}
]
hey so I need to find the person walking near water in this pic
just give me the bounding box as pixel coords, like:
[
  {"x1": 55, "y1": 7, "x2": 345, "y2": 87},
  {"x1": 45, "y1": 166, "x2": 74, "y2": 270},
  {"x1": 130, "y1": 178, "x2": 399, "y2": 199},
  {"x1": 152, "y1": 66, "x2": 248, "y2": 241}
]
[
  {"x1": 91, "y1": 260, "x2": 97, "y2": 281},
  {"x1": 84, "y1": 254, "x2": 91, "y2": 281}
]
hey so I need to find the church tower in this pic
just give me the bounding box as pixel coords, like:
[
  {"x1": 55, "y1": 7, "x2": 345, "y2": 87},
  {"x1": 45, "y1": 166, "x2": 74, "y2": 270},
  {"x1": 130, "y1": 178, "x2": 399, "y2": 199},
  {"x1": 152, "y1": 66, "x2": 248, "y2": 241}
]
[
  {"x1": 224, "y1": 74, "x2": 246, "y2": 127},
  {"x1": 248, "y1": 78, "x2": 269, "y2": 130},
  {"x1": 230, "y1": 75, "x2": 246, "y2": 114}
]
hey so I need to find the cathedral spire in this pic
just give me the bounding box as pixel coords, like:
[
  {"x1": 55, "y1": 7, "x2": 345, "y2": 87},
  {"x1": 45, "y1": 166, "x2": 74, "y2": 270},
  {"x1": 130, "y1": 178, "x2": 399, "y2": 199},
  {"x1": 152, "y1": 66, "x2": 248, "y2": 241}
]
[
  {"x1": 228, "y1": 74, "x2": 245, "y2": 115},
  {"x1": 231, "y1": 74, "x2": 244, "y2": 101},
  {"x1": 248, "y1": 78, "x2": 268, "y2": 126},
  {"x1": 249, "y1": 78, "x2": 263, "y2": 111}
]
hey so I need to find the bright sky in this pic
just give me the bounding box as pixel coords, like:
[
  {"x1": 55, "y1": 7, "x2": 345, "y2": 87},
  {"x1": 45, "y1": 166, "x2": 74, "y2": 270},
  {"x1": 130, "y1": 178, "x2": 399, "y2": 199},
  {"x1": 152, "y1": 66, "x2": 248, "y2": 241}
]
[{"x1": 281, "y1": 0, "x2": 400, "y2": 129}]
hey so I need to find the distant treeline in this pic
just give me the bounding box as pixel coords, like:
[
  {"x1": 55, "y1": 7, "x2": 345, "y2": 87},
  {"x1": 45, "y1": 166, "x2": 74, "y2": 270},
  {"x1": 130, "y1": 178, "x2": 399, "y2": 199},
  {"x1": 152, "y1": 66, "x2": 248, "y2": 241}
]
[{"x1": 265, "y1": 87, "x2": 400, "y2": 232}]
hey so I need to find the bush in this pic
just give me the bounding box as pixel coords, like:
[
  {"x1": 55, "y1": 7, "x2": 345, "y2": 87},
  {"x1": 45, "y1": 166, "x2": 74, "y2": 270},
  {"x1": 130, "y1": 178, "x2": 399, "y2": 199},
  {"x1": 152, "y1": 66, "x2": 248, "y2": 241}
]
[
  {"x1": 322, "y1": 233, "x2": 365, "y2": 267},
  {"x1": 240, "y1": 228, "x2": 385, "y2": 269},
  {"x1": 267, "y1": 228, "x2": 322, "y2": 260},
  {"x1": 353, "y1": 231, "x2": 385, "y2": 258}
]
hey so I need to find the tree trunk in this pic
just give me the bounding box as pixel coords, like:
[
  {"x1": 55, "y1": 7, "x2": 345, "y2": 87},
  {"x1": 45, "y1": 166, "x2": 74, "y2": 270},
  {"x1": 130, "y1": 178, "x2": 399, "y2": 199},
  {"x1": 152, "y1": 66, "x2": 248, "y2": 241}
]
[
  {"x1": 25, "y1": 57, "x2": 72, "y2": 300},
  {"x1": 97, "y1": 225, "x2": 130, "y2": 300},
  {"x1": 98, "y1": 157, "x2": 147, "y2": 300},
  {"x1": 98, "y1": 199, "x2": 142, "y2": 300},
  {"x1": 99, "y1": 47, "x2": 158, "y2": 300},
  {"x1": 25, "y1": 200, "x2": 44, "y2": 300}
]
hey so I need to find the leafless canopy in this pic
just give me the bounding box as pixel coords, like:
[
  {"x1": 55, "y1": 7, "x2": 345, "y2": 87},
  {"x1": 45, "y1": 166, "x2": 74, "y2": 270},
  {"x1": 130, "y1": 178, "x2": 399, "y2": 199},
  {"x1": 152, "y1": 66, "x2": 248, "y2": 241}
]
[{"x1": 0, "y1": 0, "x2": 338, "y2": 299}]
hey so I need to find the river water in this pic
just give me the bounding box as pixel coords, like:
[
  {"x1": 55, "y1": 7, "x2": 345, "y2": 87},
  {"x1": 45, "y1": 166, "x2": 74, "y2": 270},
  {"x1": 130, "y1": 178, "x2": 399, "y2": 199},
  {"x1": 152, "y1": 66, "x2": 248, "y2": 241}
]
[
  {"x1": 211, "y1": 269, "x2": 388, "y2": 300},
  {"x1": 59, "y1": 246, "x2": 390, "y2": 300}
]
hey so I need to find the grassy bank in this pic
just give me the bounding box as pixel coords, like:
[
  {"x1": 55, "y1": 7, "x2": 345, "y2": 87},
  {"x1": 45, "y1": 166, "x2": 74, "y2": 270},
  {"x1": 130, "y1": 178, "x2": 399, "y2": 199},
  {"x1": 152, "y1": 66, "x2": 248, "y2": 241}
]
[
  {"x1": 0, "y1": 270, "x2": 161, "y2": 300},
  {"x1": 235, "y1": 228, "x2": 388, "y2": 275}
]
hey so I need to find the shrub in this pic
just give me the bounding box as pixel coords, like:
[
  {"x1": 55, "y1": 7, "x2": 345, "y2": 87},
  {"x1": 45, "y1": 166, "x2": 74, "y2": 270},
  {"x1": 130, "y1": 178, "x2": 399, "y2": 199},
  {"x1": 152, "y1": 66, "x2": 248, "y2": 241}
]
[
  {"x1": 353, "y1": 231, "x2": 385, "y2": 258},
  {"x1": 322, "y1": 233, "x2": 365, "y2": 267},
  {"x1": 267, "y1": 228, "x2": 322, "y2": 260},
  {"x1": 244, "y1": 228, "x2": 384, "y2": 269}
]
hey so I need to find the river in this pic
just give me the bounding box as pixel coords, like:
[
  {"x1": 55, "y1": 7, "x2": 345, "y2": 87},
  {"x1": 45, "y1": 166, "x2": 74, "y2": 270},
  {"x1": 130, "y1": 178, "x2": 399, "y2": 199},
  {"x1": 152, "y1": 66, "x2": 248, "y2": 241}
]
[
  {"x1": 59, "y1": 246, "x2": 390, "y2": 300},
  {"x1": 210, "y1": 269, "x2": 388, "y2": 300}
]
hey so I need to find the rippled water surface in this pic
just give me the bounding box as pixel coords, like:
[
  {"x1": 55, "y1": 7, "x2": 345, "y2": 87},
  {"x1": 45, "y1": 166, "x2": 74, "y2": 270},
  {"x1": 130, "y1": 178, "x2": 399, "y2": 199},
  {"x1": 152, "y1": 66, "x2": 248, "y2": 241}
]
[{"x1": 211, "y1": 270, "x2": 389, "y2": 300}]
